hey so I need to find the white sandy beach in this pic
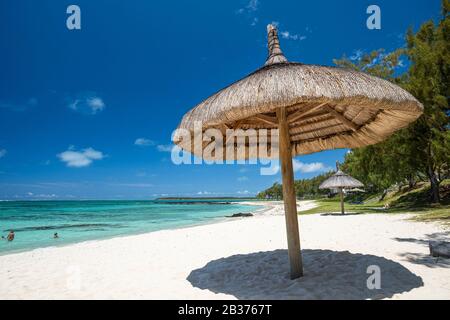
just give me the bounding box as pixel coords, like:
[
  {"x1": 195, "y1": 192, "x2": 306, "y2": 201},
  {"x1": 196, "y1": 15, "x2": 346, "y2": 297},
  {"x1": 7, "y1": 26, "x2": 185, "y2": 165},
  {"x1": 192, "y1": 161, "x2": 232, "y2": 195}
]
[{"x1": 0, "y1": 201, "x2": 449, "y2": 300}]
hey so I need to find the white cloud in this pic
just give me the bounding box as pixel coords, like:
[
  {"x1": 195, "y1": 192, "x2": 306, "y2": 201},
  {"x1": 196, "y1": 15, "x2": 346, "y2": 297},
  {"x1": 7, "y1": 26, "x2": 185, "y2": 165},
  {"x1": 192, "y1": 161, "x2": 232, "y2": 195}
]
[
  {"x1": 280, "y1": 31, "x2": 290, "y2": 38},
  {"x1": 36, "y1": 194, "x2": 57, "y2": 199},
  {"x1": 237, "y1": 0, "x2": 259, "y2": 13},
  {"x1": 86, "y1": 97, "x2": 105, "y2": 113},
  {"x1": 236, "y1": 0, "x2": 260, "y2": 26},
  {"x1": 278, "y1": 26, "x2": 308, "y2": 41},
  {"x1": 68, "y1": 93, "x2": 105, "y2": 115},
  {"x1": 25, "y1": 192, "x2": 57, "y2": 199},
  {"x1": 280, "y1": 31, "x2": 306, "y2": 41},
  {"x1": 197, "y1": 191, "x2": 212, "y2": 195},
  {"x1": 247, "y1": 0, "x2": 259, "y2": 11},
  {"x1": 292, "y1": 160, "x2": 331, "y2": 173},
  {"x1": 82, "y1": 148, "x2": 103, "y2": 160},
  {"x1": 157, "y1": 144, "x2": 173, "y2": 152},
  {"x1": 57, "y1": 147, "x2": 104, "y2": 168},
  {"x1": 237, "y1": 190, "x2": 250, "y2": 195},
  {"x1": 135, "y1": 138, "x2": 155, "y2": 146},
  {"x1": 153, "y1": 193, "x2": 169, "y2": 197},
  {"x1": 237, "y1": 176, "x2": 249, "y2": 182},
  {"x1": 0, "y1": 149, "x2": 6, "y2": 159},
  {"x1": 261, "y1": 160, "x2": 331, "y2": 175},
  {"x1": 270, "y1": 22, "x2": 307, "y2": 41}
]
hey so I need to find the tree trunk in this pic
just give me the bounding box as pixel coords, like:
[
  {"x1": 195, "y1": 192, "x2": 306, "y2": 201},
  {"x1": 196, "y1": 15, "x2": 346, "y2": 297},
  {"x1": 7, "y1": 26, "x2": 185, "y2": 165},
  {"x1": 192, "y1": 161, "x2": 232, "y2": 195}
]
[
  {"x1": 277, "y1": 107, "x2": 303, "y2": 279},
  {"x1": 428, "y1": 167, "x2": 440, "y2": 204},
  {"x1": 427, "y1": 144, "x2": 440, "y2": 204},
  {"x1": 408, "y1": 175, "x2": 416, "y2": 189}
]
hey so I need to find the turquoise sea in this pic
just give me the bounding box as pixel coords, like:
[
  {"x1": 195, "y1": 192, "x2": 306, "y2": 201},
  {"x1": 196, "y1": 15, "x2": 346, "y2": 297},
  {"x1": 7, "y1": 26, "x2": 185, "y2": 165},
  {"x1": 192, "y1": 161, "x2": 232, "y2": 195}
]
[{"x1": 0, "y1": 200, "x2": 260, "y2": 255}]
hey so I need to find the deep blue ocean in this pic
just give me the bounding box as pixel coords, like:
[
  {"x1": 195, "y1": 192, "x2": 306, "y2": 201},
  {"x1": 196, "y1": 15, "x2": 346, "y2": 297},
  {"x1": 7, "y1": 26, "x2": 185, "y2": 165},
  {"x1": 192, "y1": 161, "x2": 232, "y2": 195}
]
[{"x1": 0, "y1": 200, "x2": 260, "y2": 254}]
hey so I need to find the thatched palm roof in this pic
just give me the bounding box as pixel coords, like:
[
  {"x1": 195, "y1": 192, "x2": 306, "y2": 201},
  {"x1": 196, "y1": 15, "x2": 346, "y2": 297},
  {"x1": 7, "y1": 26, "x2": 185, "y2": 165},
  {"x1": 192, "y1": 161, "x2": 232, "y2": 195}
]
[
  {"x1": 176, "y1": 24, "x2": 423, "y2": 159},
  {"x1": 319, "y1": 170, "x2": 364, "y2": 189}
]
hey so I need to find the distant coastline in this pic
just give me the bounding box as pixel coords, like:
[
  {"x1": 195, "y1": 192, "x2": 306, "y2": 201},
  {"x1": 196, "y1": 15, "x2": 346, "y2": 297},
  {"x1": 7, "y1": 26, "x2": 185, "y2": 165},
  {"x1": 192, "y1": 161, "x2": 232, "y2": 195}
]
[
  {"x1": 154, "y1": 197, "x2": 258, "y2": 205},
  {"x1": 155, "y1": 197, "x2": 257, "y2": 200}
]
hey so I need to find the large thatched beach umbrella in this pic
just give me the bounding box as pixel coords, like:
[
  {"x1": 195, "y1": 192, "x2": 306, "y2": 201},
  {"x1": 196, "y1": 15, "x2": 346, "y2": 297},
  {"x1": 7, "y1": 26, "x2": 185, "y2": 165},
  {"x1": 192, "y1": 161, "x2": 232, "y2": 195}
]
[
  {"x1": 175, "y1": 25, "x2": 423, "y2": 279},
  {"x1": 319, "y1": 162, "x2": 364, "y2": 215}
]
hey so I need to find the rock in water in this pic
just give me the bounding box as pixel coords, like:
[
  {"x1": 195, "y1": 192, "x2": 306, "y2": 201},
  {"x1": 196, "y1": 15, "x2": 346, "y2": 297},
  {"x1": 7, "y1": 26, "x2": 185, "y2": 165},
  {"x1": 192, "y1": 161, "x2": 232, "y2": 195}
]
[{"x1": 226, "y1": 213, "x2": 253, "y2": 218}]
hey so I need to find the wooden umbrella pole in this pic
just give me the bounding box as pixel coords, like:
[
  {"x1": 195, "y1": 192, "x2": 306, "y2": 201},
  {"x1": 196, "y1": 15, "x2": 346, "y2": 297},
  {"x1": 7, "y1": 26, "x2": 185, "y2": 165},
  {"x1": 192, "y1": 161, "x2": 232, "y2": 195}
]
[
  {"x1": 277, "y1": 107, "x2": 303, "y2": 279},
  {"x1": 340, "y1": 188, "x2": 345, "y2": 215}
]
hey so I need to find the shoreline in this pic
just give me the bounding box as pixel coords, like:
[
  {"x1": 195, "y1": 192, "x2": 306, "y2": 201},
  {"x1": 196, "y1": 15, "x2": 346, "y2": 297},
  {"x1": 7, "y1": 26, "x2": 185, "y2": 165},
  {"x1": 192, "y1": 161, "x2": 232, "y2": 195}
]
[
  {"x1": 0, "y1": 201, "x2": 269, "y2": 258},
  {"x1": 1, "y1": 202, "x2": 448, "y2": 299},
  {"x1": 0, "y1": 200, "x2": 317, "y2": 258}
]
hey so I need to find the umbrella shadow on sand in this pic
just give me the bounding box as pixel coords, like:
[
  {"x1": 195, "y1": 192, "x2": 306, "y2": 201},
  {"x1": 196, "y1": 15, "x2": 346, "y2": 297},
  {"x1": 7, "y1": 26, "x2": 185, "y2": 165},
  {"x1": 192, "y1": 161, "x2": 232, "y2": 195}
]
[{"x1": 187, "y1": 249, "x2": 423, "y2": 300}]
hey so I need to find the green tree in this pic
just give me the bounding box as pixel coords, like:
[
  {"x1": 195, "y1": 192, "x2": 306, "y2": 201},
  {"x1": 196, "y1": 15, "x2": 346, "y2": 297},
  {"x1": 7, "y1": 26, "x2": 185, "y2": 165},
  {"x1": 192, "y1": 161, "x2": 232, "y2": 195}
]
[
  {"x1": 336, "y1": 0, "x2": 450, "y2": 203},
  {"x1": 257, "y1": 171, "x2": 333, "y2": 200},
  {"x1": 335, "y1": 50, "x2": 414, "y2": 194},
  {"x1": 401, "y1": 2, "x2": 450, "y2": 202},
  {"x1": 256, "y1": 182, "x2": 283, "y2": 200}
]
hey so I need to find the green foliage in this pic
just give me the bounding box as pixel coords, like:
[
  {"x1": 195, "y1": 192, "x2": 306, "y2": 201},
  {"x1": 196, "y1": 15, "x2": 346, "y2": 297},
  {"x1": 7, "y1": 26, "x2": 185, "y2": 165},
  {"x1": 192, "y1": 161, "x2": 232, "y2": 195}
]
[
  {"x1": 388, "y1": 179, "x2": 450, "y2": 208},
  {"x1": 336, "y1": 1, "x2": 450, "y2": 203},
  {"x1": 333, "y1": 48, "x2": 405, "y2": 81},
  {"x1": 256, "y1": 171, "x2": 333, "y2": 200},
  {"x1": 403, "y1": 4, "x2": 450, "y2": 203},
  {"x1": 256, "y1": 182, "x2": 283, "y2": 200},
  {"x1": 293, "y1": 171, "x2": 334, "y2": 199}
]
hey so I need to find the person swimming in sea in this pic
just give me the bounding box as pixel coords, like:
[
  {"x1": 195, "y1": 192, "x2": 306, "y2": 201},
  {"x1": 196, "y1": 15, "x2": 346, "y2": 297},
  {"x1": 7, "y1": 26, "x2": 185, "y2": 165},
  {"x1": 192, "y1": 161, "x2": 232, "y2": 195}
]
[
  {"x1": 7, "y1": 230, "x2": 15, "y2": 242},
  {"x1": 54, "y1": 232, "x2": 59, "y2": 239}
]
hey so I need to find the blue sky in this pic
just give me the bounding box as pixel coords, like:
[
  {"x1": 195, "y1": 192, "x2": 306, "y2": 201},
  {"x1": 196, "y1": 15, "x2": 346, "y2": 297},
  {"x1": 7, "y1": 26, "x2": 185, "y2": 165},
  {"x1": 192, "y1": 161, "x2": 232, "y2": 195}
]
[{"x1": 0, "y1": 0, "x2": 442, "y2": 200}]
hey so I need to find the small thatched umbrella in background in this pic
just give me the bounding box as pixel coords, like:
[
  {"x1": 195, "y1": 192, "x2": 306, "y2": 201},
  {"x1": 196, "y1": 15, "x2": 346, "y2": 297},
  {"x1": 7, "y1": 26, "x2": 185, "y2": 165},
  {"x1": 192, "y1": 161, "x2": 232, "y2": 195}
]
[
  {"x1": 175, "y1": 25, "x2": 423, "y2": 279},
  {"x1": 319, "y1": 162, "x2": 364, "y2": 215}
]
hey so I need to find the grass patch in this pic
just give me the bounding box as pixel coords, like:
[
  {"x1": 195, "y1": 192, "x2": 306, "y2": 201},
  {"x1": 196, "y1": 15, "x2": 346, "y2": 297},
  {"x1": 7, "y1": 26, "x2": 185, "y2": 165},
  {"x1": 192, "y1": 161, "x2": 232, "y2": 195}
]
[
  {"x1": 387, "y1": 180, "x2": 450, "y2": 209},
  {"x1": 411, "y1": 207, "x2": 450, "y2": 226},
  {"x1": 387, "y1": 180, "x2": 450, "y2": 225},
  {"x1": 300, "y1": 179, "x2": 450, "y2": 225},
  {"x1": 300, "y1": 198, "x2": 385, "y2": 215}
]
